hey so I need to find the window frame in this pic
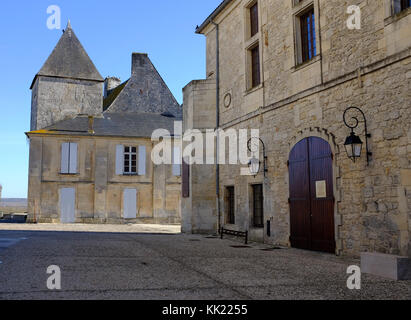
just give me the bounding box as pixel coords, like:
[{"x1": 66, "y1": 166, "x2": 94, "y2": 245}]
[
  {"x1": 293, "y1": 1, "x2": 319, "y2": 67},
  {"x1": 252, "y1": 184, "x2": 264, "y2": 228},
  {"x1": 249, "y1": 2, "x2": 259, "y2": 38},
  {"x1": 225, "y1": 186, "x2": 236, "y2": 225},
  {"x1": 250, "y1": 44, "x2": 261, "y2": 89},
  {"x1": 299, "y1": 6, "x2": 316, "y2": 64},
  {"x1": 60, "y1": 142, "x2": 78, "y2": 175},
  {"x1": 182, "y1": 157, "x2": 190, "y2": 198},
  {"x1": 123, "y1": 146, "x2": 138, "y2": 175}
]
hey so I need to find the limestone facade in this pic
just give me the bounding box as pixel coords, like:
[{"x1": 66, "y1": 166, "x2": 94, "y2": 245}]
[
  {"x1": 26, "y1": 22, "x2": 182, "y2": 224},
  {"x1": 27, "y1": 135, "x2": 181, "y2": 224},
  {"x1": 182, "y1": 0, "x2": 411, "y2": 257}
]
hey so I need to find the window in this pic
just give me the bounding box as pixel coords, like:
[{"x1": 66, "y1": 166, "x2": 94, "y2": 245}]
[
  {"x1": 225, "y1": 187, "x2": 235, "y2": 225},
  {"x1": 300, "y1": 8, "x2": 316, "y2": 63},
  {"x1": 172, "y1": 147, "x2": 181, "y2": 177},
  {"x1": 394, "y1": 0, "x2": 411, "y2": 13},
  {"x1": 402, "y1": 0, "x2": 411, "y2": 10},
  {"x1": 251, "y1": 45, "x2": 261, "y2": 88},
  {"x1": 182, "y1": 158, "x2": 190, "y2": 198},
  {"x1": 115, "y1": 145, "x2": 146, "y2": 176},
  {"x1": 61, "y1": 142, "x2": 78, "y2": 174},
  {"x1": 252, "y1": 184, "x2": 264, "y2": 228},
  {"x1": 250, "y1": 2, "x2": 259, "y2": 37},
  {"x1": 124, "y1": 146, "x2": 137, "y2": 175}
]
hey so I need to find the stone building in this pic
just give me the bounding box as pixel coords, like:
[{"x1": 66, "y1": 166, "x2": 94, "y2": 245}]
[
  {"x1": 26, "y1": 22, "x2": 182, "y2": 224},
  {"x1": 182, "y1": 0, "x2": 411, "y2": 257}
]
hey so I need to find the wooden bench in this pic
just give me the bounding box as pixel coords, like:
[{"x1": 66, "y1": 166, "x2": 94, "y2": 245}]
[{"x1": 220, "y1": 227, "x2": 248, "y2": 245}]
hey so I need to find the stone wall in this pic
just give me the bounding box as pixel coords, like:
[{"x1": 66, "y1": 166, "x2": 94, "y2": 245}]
[
  {"x1": 31, "y1": 76, "x2": 103, "y2": 131},
  {"x1": 181, "y1": 79, "x2": 218, "y2": 233},
  {"x1": 184, "y1": 0, "x2": 411, "y2": 256},
  {"x1": 27, "y1": 135, "x2": 181, "y2": 224}
]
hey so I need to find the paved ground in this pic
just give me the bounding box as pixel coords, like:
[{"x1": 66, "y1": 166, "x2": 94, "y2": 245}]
[{"x1": 0, "y1": 224, "x2": 409, "y2": 300}]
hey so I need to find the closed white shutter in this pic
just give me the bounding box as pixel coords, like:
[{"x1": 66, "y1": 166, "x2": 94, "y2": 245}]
[
  {"x1": 69, "y1": 143, "x2": 78, "y2": 174},
  {"x1": 116, "y1": 145, "x2": 124, "y2": 175},
  {"x1": 172, "y1": 147, "x2": 181, "y2": 176},
  {"x1": 138, "y1": 146, "x2": 146, "y2": 176},
  {"x1": 60, "y1": 188, "x2": 76, "y2": 223},
  {"x1": 61, "y1": 143, "x2": 70, "y2": 174},
  {"x1": 123, "y1": 189, "x2": 137, "y2": 219}
]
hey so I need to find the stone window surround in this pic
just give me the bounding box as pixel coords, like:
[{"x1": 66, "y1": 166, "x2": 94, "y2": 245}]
[
  {"x1": 291, "y1": 0, "x2": 321, "y2": 69},
  {"x1": 244, "y1": 0, "x2": 259, "y2": 41},
  {"x1": 243, "y1": 0, "x2": 264, "y2": 93},
  {"x1": 224, "y1": 185, "x2": 236, "y2": 225},
  {"x1": 248, "y1": 182, "x2": 265, "y2": 230}
]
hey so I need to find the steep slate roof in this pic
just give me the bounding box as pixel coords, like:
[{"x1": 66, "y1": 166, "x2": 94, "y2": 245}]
[
  {"x1": 26, "y1": 113, "x2": 181, "y2": 138},
  {"x1": 105, "y1": 53, "x2": 182, "y2": 117},
  {"x1": 30, "y1": 21, "x2": 103, "y2": 89}
]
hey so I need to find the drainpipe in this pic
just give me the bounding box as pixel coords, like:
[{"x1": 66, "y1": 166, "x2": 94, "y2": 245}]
[
  {"x1": 211, "y1": 20, "x2": 221, "y2": 234},
  {"x1": 317, "y1": 0, "x2": 324, "y2": 85}
]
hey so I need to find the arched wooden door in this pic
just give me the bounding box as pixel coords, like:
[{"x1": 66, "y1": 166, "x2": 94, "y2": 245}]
[{"x1": 288, "y1": 137, "x2": 335, "y2": 253}]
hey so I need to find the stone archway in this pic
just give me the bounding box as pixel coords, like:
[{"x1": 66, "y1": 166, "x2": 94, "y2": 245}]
[{"x1": 288, "y1": 127, "x2": 342, "y2": 255}]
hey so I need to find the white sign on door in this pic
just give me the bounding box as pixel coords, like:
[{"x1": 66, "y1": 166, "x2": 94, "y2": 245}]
[{"x1": 315, "y1": 181, "x2": 327, "y2": 199}]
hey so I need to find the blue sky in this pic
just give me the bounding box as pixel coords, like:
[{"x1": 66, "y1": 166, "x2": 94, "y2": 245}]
[{"x1": 0, "y1": 0, "x2": 220, "y2": 198}]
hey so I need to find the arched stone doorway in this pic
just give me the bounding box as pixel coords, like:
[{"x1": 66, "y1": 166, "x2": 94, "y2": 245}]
[{"x1": 288, "y1": 137, "x2": 336, "y2": 253}]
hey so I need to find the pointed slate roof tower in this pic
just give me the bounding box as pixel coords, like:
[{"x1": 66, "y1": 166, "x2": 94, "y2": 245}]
[
  {"x1": 30, "y1": 21, "x2": 103, "y2": 88},
  {"x1": 29, "y1": 21, "x2": 104, "y2": 131}
]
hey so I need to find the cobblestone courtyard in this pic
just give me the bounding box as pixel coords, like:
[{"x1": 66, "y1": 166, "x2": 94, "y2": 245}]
[{"x1": 0, "y1": 224, "x2": 409, "y2": 300}]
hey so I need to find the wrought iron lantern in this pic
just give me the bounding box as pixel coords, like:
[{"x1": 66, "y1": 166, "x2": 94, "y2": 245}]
[
  {"x1": 344, "y1": 132, "x2": 363, "y2": 160},
  {"x1": 247, "y1": 138, "x2": 268, "y2": 177},
  {"x1": 343, "y1": 107, "x2": 372, "y2": 165},
  {"x1": 248, "y1": 156, "x2": 261, "y2": 177}
]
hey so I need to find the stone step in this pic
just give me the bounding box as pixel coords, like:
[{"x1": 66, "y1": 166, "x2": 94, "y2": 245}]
[{"x1": 361, "y1": 252, "x2": 411, "y2": 281}]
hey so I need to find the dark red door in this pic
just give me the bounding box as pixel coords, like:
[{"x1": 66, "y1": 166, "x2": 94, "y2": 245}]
[{"x1": 289, "y1": 137, "x2": 335, "y2": 253}]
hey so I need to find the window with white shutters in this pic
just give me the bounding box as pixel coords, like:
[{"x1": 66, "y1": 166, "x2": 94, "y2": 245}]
[{"x1": 116, "y1": 145, "x2": 146, "y2": 176}]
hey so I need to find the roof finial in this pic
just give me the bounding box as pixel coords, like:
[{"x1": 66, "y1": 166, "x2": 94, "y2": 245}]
[{"x1": 67, "y1": 19, "x2": 72, "y2": 29}]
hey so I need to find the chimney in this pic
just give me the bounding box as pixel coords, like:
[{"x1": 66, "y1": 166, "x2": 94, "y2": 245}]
[
  {"x1": 104, "y1": 77, "x2": 121, "y2": 98},
  {"x1": 131, "y1": 53, "x2": 149, "y2": 76},
  {"x1": 88, "y1": 116, "x2": 95, "y2": 134}
]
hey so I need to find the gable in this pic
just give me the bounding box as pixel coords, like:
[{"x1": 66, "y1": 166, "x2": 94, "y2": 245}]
[{"x1": 105, "y1": 53, "x2": 182, "y2": 117}]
